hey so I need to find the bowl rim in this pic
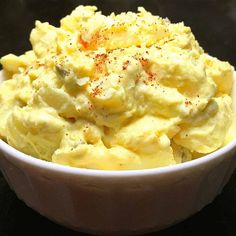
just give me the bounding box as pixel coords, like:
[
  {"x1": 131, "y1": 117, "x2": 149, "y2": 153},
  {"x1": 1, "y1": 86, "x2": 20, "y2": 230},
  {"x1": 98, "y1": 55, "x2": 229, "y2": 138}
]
[
  {"x1": 0, "y1": 72, "x2": 236, "y2": 178},
  {"x1": 1, "y1": 138, "x2": 236, "y2": 177}
]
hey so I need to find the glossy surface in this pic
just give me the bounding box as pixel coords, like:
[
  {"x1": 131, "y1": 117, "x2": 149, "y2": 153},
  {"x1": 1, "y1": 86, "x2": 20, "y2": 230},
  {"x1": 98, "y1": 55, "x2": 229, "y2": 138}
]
[{"x1": 0, "y1": 0, "x2": 236, "y2": 235}]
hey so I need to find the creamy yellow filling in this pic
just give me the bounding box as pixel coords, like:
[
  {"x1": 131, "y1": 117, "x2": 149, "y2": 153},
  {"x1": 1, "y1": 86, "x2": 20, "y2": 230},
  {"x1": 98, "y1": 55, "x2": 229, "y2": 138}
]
[{"x1": 0, "y1": 6, "x2": 235, "y2": 170}]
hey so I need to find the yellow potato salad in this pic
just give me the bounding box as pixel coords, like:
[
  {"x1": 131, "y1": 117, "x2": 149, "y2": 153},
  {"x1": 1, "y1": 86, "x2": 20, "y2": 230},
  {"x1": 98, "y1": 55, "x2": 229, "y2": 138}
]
[{"x1": 0, "y1": 6, "x2": 235, "y2": 170}]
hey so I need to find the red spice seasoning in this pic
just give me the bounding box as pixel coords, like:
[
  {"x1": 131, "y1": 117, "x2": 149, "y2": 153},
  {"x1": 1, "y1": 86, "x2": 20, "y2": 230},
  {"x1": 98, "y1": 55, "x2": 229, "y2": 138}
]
[
  {"x1": 139, "y1": 57, "x2": 149, "y2": 67},
  {"x1": 91, "y1": 85, "x2": 102, "y2": 97},
  {"x1": 147, "y1": 72, "x2": 156, "y2": 82},
  {"x1": 122, "y1": 60, "x2": 130, "y2": 70},
  {"x1": 79, "y1": 35, "x2": 89, "y2": 49},
  {"x1": 67, "y1": 117, "x2": 76, "y2": 123},
  {"x1": 185, "y1": 100, "x2": 192, "y2": 106},
  {"x1": 95, "y1": 53, "x2": 108, "y2": 75}
]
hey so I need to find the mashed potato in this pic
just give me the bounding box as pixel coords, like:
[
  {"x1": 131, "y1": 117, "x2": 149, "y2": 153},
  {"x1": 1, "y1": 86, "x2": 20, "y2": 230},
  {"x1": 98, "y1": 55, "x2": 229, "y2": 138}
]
[{"x1": 0, "y1": 6, "x2": 235, "y2": 170}]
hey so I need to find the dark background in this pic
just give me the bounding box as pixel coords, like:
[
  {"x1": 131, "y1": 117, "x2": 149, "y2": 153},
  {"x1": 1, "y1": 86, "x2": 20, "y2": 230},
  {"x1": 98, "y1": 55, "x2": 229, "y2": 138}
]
[{"x1": 0, "y1": 0, "x2": 236, "y2": 235}]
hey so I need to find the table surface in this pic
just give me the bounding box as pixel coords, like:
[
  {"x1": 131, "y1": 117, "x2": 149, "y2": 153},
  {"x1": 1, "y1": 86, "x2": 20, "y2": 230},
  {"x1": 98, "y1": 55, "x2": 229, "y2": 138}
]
[{"x1": 0, "y1": 0, "x2": 236, "y2": 235}]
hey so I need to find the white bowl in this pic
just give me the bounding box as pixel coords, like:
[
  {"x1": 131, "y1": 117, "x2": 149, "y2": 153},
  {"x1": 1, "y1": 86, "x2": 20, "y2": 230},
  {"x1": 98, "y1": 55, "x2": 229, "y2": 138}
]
[{"x1": 0, "y1": 72, "x2": 236, "y2": 235}]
